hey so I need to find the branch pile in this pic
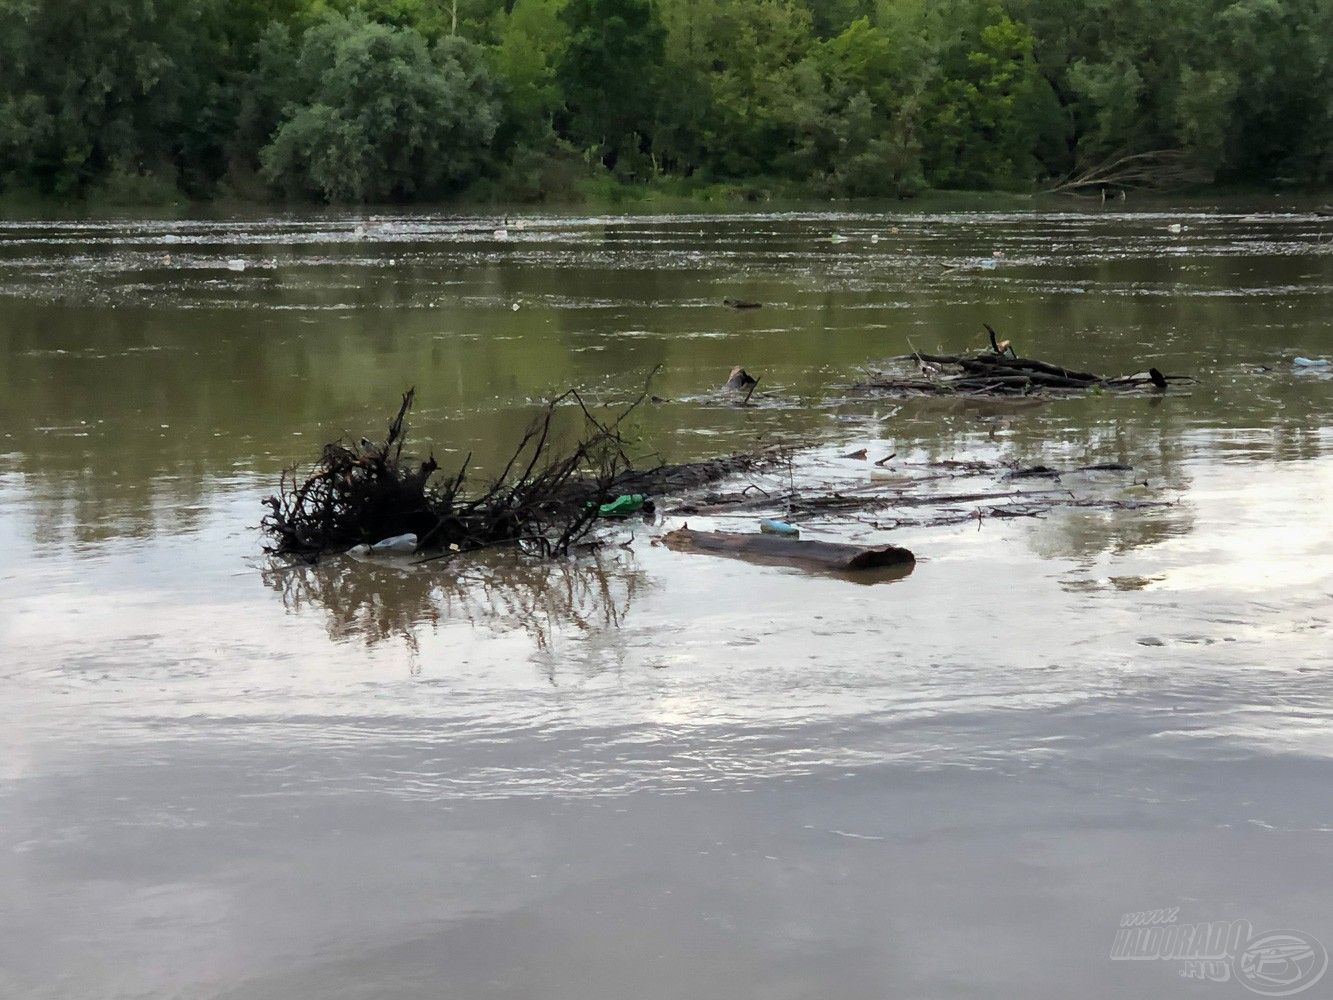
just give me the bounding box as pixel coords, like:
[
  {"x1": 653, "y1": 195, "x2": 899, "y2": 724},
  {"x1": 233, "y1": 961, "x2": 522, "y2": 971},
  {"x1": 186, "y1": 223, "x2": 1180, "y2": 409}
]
[
  {"x1": 856, "y1": 327, "x2": 1192, "y2": 398},
  {"x1": 262, "y1": 386, "x2": 643, "y2": 559},
  {"x1": 262, "y1": 385, "x2": 786, "y2": 560}
]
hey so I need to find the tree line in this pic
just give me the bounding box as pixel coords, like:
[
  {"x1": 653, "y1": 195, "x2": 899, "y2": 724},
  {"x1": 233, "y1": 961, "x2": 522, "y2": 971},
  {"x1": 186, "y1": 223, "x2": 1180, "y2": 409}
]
[{"x1": 1, "y1": 0, "x2": 1330, "y2": 204}]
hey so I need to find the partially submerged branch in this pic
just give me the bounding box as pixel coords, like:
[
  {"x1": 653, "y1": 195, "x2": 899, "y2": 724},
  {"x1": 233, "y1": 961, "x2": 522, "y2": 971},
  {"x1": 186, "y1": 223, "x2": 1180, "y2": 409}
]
[
  {"x1": 1046, "y1": 149, "x2": 1208, "y2": 195},
  {"x1": 856, "y1": 328, "x2": 1191, "y2": 398},
  {"x1": 262, "y1": 381, "x2": 789, "y2": 560}
]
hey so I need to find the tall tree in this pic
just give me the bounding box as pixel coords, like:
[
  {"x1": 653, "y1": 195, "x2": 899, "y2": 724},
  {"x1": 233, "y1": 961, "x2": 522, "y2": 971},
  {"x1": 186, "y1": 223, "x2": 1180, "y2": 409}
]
[
  {"x1": 557, "y1": 0, "x2": 664, "y2": 169},
  {"x1": 0, "y1": 0, "x2": 231, "y2": 196},
  {"x1": 921, "y1": 0, "x2": 1044, "y2": 188},
  {"x1": 258, "y1": 11, "x2": 499, "y2": 201}
]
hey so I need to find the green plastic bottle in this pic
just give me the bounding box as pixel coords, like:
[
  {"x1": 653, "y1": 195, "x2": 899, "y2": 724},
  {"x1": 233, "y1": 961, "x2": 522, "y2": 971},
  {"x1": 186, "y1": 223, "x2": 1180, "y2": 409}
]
[{"x1": 597, "y1": 494, "x2": 646, "y2": 517}]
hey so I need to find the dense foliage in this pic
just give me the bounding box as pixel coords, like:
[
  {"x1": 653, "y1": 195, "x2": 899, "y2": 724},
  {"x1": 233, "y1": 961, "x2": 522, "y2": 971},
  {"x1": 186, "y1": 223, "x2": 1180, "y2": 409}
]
[{"x1": 1, "y1": 0, "x2": 1330, "y2": 203}]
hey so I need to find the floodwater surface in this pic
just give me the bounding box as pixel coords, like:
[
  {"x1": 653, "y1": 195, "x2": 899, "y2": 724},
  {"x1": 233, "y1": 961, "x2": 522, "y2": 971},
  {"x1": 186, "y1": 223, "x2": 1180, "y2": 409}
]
[{"x1": 1, "y1": 201, "x2": 1331, "y2": 999}]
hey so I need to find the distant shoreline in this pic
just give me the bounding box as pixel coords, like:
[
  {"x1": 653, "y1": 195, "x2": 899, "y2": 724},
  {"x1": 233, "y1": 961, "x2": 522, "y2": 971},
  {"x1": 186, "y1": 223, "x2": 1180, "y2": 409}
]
[{"x1": 2, "y1": 184, "x2": 1329, "y2": 219}]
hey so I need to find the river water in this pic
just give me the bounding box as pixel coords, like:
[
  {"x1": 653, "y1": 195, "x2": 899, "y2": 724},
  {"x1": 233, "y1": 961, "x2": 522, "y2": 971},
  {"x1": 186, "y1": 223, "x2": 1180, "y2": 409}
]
[{"x1": 1, "y1": 201, "x2": 1331, "y2": 999}]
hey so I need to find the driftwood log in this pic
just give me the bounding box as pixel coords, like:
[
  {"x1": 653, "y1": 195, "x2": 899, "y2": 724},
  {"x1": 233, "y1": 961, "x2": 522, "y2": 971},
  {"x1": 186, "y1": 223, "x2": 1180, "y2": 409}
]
[
  {"x1": 612, "y1": 450, "x2": 784, "y2": 496},
  {"x1": 663, "y1": 527, "x2": 915, "y2": 575}
]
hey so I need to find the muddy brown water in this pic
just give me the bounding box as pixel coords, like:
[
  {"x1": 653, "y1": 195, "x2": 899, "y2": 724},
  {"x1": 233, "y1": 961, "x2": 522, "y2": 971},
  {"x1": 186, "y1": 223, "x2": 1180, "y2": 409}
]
[{"x1": 2, "y1": 201, "x2": 1331, "y2": 999}]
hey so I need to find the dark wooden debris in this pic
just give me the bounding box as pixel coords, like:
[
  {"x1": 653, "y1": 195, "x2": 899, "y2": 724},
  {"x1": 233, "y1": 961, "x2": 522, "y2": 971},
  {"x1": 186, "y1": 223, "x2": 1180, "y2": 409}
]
[
  {"x1": 856, "y1": 328, "x2": 1193, "y2": 398},
  {"x1": 262, "y1": 384, "x2": 792, "y2": 561},
  {"x1": 669, "y1": 456, "x2": 1170, "y2": 532},
  {"x1": 724, "y1": 366, "x2": 761, "y2": 404},
  {"x1": 663, "y1": 527, "x2": 915, "y2": 574},
  {"x1": 725, "y1": 366, "x2": 759, "y2": 390}
]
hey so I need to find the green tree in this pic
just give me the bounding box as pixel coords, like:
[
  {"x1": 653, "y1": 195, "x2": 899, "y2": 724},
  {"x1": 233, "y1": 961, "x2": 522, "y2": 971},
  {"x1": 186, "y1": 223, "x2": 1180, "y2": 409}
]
[
  {"x1": 257, "y1": 11, "x2": 499, "y2": 201},
  {"x1": 804, "y1": 0, "x2": 875, "y2": 38},
  {"x1": 1207, "y1": 0, "x2": 1333, "y2": 181},
  {"x1": 492, "y1": 0, "x2": 568, "y2": 136},
  {"x1": 557, "y1": 0, "x2": 664, "y2": 170},
  {"x1": 4, "y1": 0, "x2": 1333, "y2": 202},
  {"x1": 921, "y1": 1, "x2": 1043, "y2": 188},
  {"x1": 484, "y1": 0, "x2": 573, "y2": 197},
  {"x1": 787, "y1": 16, "x2": 926, "y2": 195},
  {"x1": 0, "y1": 0, "x2": 231, "y2": 196},
  {"x1": 656, "y1": 0, "x2": 813, "y2": 178}
]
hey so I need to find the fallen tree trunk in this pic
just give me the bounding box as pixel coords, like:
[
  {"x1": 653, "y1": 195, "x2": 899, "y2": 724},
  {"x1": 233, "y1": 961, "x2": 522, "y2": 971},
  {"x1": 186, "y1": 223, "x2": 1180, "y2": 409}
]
[
  {"x1": 610, "y1": 449, "x2": 787, "y2": 498},
  {"x1": 948, "y1": 354, "x2": 1103, "y2": 384},
  {"x1": 662, "y1": 527, "x2": 915, "y2": 575},
  {"x1": 1045, "y1": 149, "x2": 1205, "y2": 195}
]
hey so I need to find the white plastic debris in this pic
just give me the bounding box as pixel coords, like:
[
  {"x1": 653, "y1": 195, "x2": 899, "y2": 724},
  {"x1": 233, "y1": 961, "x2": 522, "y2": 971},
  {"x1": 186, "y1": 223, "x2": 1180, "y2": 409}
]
[
  {"x1": 350, "y1": 533, "x2": 419, "y2": 556},
  {"x1": 1293, "y1": 357, "x2": 1330, "y2": 367},
  {"x1": 371, "y1": 533, "x2": 418, "y2": 554}
]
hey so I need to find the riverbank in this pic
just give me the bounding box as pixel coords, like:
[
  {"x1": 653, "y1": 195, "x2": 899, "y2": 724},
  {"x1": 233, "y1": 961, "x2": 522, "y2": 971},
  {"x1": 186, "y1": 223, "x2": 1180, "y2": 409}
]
[{"x1": 5, "y1": 175, "x2": 1331, "y2": 220}]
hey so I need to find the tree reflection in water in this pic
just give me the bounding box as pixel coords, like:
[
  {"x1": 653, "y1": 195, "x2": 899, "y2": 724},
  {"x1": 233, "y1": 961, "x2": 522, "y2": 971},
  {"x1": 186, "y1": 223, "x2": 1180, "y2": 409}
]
[{"x1": 263, "y1": 548, "x2": 645, "y2": 661}]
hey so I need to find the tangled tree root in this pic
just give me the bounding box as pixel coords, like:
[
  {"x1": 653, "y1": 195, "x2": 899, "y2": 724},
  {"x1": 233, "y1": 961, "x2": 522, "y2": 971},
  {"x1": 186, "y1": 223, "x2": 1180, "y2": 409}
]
[
  {"x1": 262, "y1": 383, "x2": 788, "y2": 560},
  {"x1": 262, "y1": 385, "x2": 651, "y2": 559}
]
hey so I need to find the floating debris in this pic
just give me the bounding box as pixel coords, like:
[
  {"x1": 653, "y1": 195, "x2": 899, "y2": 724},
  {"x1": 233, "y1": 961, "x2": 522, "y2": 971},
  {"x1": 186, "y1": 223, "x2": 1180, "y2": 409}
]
[
  {"x1": 349, "y1": 533, "x2": 419, "y2": 556},
  {"x1": 725, "y1": 367, "x2": 759, "y2": 391},
  {"x1": 263, "y1": 387, "x2": 640, "y2": 559},
  {"x1": 723, "y1": 366, "x2": 762, "y2": 404},
  {"x1": 263, "y1": 386, "x2": 783, "y2": 561},
  {"x1": 597, "y1": 494, "x2": 651, "y2": 518},
  {"x1": 670, "y1": 454, "x2": 1171, "y2": 533},
  {"x1": 855, "y1": 326, "x2": 1192, "y2": 398}
]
